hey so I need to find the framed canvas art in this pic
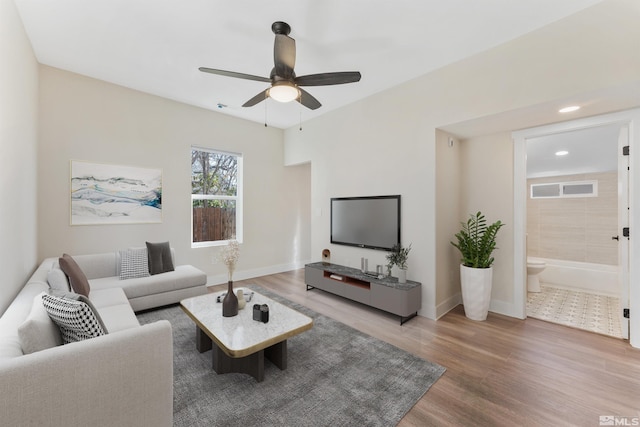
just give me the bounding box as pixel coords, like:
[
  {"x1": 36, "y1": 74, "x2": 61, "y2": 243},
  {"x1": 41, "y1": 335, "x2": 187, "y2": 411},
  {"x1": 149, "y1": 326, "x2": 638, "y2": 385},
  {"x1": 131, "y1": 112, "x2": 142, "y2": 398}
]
[{"x1": 70, "y1": 160, "x2": 162, "y2": 225}]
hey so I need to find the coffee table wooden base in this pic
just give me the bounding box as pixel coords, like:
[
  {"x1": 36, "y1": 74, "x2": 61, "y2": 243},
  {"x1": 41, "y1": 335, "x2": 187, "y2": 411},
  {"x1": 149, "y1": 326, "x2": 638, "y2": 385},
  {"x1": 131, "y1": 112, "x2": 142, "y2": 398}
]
[{"x1": 196, "y1": 326, "x2": 287, "y2": 382}]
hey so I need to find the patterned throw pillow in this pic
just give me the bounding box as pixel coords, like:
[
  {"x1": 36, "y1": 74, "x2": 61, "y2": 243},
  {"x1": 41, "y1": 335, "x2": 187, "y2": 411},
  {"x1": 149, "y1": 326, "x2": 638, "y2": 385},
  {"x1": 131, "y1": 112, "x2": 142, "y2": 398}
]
[
  {"x1": 119, "y1": 248, "x2": 150, "y2": 280},
  {"x1": 42, "y1": 293, "x2": 107, "y2": 344}
]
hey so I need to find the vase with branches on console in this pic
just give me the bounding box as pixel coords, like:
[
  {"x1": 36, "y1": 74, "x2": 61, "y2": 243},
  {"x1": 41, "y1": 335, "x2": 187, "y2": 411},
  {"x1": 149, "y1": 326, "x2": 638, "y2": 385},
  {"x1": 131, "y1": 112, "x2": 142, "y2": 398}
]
[{"x1": 386, "y1": 243, "x2": 412, "y2": 284}]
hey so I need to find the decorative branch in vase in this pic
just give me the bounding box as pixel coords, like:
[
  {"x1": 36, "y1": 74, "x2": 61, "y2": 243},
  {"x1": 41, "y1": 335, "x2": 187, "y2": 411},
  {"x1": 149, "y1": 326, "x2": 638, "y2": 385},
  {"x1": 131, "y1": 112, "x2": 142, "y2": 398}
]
[
  {"x1": 386, "y1": 243, "x2": 412, "y2": 284},
  {"x1": 219, "y1": 239, "x2": 240, "y2": 317}
]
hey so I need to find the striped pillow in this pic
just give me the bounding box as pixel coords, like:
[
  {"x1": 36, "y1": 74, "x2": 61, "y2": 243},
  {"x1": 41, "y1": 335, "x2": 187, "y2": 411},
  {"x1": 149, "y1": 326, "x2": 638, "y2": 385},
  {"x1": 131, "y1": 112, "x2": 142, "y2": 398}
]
[{"x1": 119, "y1": 248, "x2": 150, "y2": 280}]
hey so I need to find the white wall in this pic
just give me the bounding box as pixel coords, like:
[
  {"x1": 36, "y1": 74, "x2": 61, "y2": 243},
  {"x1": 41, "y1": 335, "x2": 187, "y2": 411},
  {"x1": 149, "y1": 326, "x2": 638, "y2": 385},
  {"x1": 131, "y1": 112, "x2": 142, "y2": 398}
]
[
  {"x1": 37, "y1": 66, "x2": 310, "y2": 282},
  {"x1": 0, "y1": 0, "x2": 39, "y2": 314},
  {"x1": 284, "y1": 0, "x2": 640, "y2": 319},
  {"x1": 435, "y1": 130, "x2": 463, "y2": 318},
  {"x1": 460, "y1": 133, "x2": 515, "y2": 313},
  {"x1": 285, "y1": 100, "x2": 438, "y2": 318}
]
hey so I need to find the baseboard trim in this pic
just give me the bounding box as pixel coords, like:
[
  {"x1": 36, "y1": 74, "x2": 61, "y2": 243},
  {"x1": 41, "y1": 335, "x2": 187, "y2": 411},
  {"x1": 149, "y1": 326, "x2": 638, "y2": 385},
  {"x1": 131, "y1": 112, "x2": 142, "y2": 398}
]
[
  {"x1": 489, "y1": 299, "x2": 524, "y2": 320},
  {"x1": 435, "y1": 292, "x2": 462, "y2": 320},
  {"x1": 206, "y1": 259, "x2": 312, "y2": 287}
]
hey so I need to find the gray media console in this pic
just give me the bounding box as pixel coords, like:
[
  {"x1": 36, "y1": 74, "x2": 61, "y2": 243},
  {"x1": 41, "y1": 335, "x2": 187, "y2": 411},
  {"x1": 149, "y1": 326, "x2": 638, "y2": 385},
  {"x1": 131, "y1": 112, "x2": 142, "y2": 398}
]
[{"x1": 304, "y1": 262, "x2": 421, "y2": 324}]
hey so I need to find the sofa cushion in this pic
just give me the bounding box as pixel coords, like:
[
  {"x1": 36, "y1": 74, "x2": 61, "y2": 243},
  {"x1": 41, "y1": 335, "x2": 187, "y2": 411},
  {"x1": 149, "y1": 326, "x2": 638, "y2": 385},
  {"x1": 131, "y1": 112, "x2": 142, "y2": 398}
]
[
  {"x1": 0, "y1": 281, "x2": 50, "y2": 359},
  {"x1": 119, "y1": 248, "x2": 150, "y2": 280},
  {"x1": 89, "y1": 288, "x2": 140, "y2": 332},
  {"x1": 90, "y1": 265, "x2": 207, "y2": 299},
  {"x1": 96, "y1": 304, "x2": 140, "y2": 333},
  {"x1": 146, "y1": 241, "x2": 175, "y2": 275},
  {"x1": 59, "y1": 254, "x2": 90, "y2": 297},
  {"x1": 42, "y1": 293, "x2": 107, "y2": 344},
  {"x1": 47, "y1": 262, "x2": 70, "y2": 292},
  {"x1": 89, "y1": 287, "x2": 130, "y2": 309},
  {"x1": 72, "y1": 252, "x2": 118, "y2": 280},
  {"x1": 18, "y1": 292, "x2": 63, "y2": 354}
]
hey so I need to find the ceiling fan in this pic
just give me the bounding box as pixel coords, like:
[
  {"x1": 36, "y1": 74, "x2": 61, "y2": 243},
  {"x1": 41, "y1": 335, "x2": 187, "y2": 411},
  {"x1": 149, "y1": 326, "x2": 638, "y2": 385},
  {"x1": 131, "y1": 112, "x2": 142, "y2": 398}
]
[{"x1": 199, "y1": 21, "x2": 361, "y2": 110}]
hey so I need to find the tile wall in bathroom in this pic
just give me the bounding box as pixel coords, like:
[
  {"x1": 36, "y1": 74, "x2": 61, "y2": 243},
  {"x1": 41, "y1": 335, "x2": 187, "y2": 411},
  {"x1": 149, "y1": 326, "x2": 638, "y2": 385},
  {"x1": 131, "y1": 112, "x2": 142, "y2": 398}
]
[{"x1": 527, "y1": 172, "x2": 618, "y2": 266}]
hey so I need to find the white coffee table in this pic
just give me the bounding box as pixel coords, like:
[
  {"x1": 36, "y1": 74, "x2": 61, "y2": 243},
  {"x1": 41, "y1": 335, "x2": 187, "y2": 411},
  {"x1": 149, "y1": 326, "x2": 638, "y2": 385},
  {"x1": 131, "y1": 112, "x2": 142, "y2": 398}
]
[{"x1": 180, "y1": 287, "x2": 313, "y2": 382}]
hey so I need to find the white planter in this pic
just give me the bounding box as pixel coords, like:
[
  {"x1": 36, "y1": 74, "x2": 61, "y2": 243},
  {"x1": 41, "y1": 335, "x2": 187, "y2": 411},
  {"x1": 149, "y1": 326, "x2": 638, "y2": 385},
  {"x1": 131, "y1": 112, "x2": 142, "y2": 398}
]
[
  {"x1": 460, "y1": 265, "x2": 493, "y2": 321},
  {"x1": 398, "y1": 268, "x2": 407, "y2": 284}
]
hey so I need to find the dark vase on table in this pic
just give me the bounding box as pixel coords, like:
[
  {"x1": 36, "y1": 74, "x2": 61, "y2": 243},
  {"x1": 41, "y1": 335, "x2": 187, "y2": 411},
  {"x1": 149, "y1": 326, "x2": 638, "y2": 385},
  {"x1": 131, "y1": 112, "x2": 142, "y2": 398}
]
[{"x1": 222, "y1": 280, "x2": 238, "y2": 317}]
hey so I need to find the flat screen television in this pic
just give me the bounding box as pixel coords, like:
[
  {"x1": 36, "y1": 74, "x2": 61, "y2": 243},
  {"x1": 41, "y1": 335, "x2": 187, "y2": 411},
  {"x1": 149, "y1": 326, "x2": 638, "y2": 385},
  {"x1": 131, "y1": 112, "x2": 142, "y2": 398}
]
[{"x1": 330, "y1": 195, "x2": 401, "y2": 251}]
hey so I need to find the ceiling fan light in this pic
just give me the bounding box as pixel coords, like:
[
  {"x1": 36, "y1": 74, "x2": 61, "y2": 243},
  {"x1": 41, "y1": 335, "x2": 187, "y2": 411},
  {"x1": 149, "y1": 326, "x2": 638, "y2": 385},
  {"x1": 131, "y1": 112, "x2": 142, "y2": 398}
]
[{"x1": 269, "y1": 83, "x2": 300, "y2": 103}]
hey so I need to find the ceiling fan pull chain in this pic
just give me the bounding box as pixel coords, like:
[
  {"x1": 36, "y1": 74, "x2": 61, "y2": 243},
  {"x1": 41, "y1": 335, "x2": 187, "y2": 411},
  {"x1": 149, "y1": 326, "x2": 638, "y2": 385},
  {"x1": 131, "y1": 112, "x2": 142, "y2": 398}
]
[
  {"x1": 264, "y1": 95, "x2": 268, "y2": 127},
  {"x1": 299, "y1": 99, "x2": 303, "y2": 131}
]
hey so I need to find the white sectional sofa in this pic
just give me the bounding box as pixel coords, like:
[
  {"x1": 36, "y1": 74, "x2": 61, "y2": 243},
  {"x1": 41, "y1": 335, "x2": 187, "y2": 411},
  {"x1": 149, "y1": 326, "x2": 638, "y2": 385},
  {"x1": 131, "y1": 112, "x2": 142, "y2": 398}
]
[
  {"x1": 0, "y1": 249, "x2": 208, "y2": 427},
  {"x1": 59, "y1": 249, "x2": 208, "y2": 311}
]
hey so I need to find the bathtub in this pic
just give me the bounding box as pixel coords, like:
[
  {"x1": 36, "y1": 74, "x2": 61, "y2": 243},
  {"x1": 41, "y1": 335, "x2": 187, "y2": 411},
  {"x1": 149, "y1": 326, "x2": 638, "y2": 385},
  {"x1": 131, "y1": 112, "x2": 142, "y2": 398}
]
[{"x1": 531, "y1": 257, "x2": 619, "y2": 297}]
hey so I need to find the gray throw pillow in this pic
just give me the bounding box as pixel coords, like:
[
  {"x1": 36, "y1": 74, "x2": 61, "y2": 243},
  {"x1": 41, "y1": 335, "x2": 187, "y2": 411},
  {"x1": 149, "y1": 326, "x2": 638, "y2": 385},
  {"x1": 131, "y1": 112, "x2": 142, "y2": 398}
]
[
  {"x1": 47, "y1": 262, "x2": 71, "y2": 292},
  {"x1": 18, "y1": 292, "x2": 64, "y2": 354},
  {"x1": 42, "y1": 293, "x2": 107, "y2": 344},
  {"x1": 146, "y1": 241, "x2": 175, "y2": 275},
  {"x1": 58, "y1": 254, "x2": 90, "y2": 297}
]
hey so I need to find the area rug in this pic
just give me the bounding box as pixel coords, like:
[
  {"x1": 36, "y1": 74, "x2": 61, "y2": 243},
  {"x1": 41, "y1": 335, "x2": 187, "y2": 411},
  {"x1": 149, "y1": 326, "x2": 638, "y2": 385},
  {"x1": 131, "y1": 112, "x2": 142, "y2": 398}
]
[{"x1": 137, "y1": 285, "x2": 445, "y2": 427}]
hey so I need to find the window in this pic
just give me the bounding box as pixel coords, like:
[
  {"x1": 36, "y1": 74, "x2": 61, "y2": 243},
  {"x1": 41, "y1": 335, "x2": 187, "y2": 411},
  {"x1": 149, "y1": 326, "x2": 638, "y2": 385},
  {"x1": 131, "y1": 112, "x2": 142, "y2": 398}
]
[
  {"x1": 530, "y1": 180, "x2": 597, "y2": 199},
  {"x1": 191, "y1": 147, "x2": 243, "y2": 247}
]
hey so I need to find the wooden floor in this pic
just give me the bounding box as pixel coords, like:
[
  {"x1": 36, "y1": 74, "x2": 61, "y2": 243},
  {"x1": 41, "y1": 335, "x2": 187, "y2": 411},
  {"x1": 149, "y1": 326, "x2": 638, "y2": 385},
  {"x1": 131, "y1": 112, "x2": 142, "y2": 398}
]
[{"x1": 220, "y1": 269, "x2": 640, "y2": 427}]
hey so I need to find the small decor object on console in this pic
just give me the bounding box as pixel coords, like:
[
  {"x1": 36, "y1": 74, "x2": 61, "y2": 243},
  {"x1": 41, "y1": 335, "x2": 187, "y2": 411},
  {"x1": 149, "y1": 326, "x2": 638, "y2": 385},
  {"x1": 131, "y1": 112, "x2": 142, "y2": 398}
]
[
  {"x1": 219, "y1": 239, "x2": 240, "y2": 317},
  {"x1": 386, "y1": 243, "x2": 412, "y2": 284},
  {"x1": 322, "y1": 249, "x2": 331, "y2": 265}
]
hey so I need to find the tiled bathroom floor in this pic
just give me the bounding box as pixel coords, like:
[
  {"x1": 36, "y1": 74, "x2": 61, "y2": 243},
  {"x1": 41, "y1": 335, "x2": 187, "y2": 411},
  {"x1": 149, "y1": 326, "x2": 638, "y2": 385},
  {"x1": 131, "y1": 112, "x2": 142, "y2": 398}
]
[{"x1": 527, "y1": 285, "x2": 623, "y2": 339}]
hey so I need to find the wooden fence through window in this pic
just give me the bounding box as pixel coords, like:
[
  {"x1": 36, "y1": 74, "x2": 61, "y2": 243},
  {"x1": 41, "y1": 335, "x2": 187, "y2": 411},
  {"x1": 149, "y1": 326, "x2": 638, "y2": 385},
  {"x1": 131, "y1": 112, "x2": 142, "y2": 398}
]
[{"x1": 193, "y1": 207, "x2": 236, "y2": 242}]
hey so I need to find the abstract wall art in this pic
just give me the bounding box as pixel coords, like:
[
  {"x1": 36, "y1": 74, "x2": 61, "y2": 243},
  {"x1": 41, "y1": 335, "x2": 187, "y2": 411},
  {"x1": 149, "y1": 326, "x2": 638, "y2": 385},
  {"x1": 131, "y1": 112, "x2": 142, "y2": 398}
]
[{"x1": 70, "y1": 160, "x2": 162, "y2": 225}]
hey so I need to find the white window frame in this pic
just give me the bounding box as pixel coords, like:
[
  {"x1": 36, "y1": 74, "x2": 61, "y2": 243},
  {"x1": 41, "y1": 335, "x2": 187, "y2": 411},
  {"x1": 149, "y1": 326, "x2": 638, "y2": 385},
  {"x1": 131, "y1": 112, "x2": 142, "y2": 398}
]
[
  {"x1": 530, "y1": 180, "x2": 598, "y2": 199},
  {"x1": 191, "y1": 147, "x2": 243, "y2": 248}
]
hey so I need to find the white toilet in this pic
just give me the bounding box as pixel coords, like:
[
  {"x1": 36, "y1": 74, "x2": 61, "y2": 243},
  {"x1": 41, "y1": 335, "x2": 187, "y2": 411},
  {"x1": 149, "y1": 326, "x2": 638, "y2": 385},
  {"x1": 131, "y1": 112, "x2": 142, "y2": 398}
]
[{"x1": 527, "y1": 258, "x2": 546, "y2": 292}]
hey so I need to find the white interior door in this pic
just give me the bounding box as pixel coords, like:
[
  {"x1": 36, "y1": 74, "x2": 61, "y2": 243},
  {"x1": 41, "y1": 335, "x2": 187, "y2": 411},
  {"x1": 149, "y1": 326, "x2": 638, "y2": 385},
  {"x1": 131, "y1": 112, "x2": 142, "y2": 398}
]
[{"x1": 618, "y1": 124, "x2": 630, "y2": 339}]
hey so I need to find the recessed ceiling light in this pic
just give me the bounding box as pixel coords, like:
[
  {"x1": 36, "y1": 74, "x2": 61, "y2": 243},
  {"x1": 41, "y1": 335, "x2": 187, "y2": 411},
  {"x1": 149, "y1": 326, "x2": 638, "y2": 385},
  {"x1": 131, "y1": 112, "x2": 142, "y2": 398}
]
[
  {"x1": 555, "y1": 150, "x2": 569, "y2": 156},
  {"x1": 559, "y1": 106, "x2": 580, "y2": 113}
]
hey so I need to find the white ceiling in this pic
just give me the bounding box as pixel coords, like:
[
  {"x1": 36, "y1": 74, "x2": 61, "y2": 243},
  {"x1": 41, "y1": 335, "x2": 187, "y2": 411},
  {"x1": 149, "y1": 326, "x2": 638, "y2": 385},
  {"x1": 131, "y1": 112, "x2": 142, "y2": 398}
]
[
  {"x1": 526, "y1": 123, "x2": 622, "y2": 179},
  {"x1": 14, "y1": 0, "x2": 607, "y2": 129}
]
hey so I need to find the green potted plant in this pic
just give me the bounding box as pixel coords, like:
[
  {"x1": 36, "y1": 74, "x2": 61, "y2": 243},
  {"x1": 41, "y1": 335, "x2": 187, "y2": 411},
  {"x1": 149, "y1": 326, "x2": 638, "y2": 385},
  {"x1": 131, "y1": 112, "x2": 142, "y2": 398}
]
[
  {"x1": 386, "y1": 243, "x2": 412, "y2": 283},
  {"x1": 450, "y1": 212, "x2": 504, "y2": 320}
]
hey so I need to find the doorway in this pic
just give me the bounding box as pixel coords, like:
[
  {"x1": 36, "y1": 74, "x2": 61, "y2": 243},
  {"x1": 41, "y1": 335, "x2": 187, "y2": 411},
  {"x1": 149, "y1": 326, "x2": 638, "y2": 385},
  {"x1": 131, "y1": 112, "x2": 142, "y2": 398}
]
[
  {"x1": 523, "y1": 124, "x2": 626, "y2": 338},
  {"x1": 513, "y1": 109, "x2": 640, "y2": 342}
]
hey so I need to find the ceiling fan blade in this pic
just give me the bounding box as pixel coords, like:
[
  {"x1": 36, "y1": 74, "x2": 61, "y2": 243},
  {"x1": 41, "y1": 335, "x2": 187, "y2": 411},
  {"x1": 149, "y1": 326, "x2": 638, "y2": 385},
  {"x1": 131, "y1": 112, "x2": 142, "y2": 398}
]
[
  {"x1": 274, "y1": 34, "x2": 296, "y2": 78},
  {"x1": 295, "y1": 71, "x2": 361, "y2": 86},
  {"x1": 242, "y1": 89, "x2": 269, "y2": 107},
  {"x1": 297, "y1": 88, "x2": 321, "y2": 110},
  {"x1": 199, "y1": 67, "x2": 271, "y2": 83}
]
